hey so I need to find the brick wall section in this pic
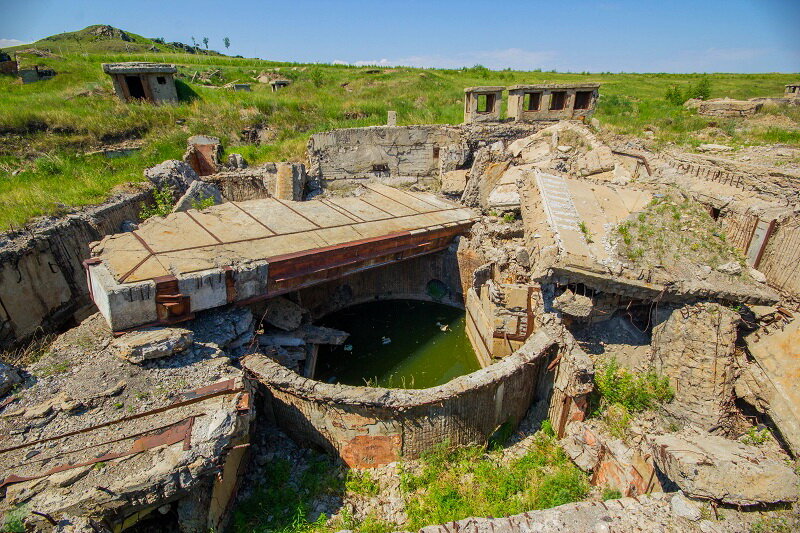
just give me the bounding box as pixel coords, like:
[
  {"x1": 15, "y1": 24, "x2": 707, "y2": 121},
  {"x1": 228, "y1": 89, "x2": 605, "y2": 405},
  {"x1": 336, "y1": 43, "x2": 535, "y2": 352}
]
[{"x1": 242, "y1": 323, "x2": 593, "y2": 468}]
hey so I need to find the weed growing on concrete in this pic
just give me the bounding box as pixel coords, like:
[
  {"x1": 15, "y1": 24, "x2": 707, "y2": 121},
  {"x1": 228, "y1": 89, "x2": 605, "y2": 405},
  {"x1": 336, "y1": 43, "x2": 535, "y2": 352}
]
[
  {"x1": 190, "y1": 195, "x2": 217, "y2": 210},
  {"x1": 751, "y1": 515, "x2": 795, "y2": 533},
  {"x1": 614, "y1": 193, "x2": 744, "y2": 270},
  {"x1": 594, "y1": 357, "x2": 673, "y2": 413},
  {"x1": 345, "y1": 470, "x2": 380, "y2": 497},
  {"x1": 601, "y1": 487, "x2": 623, "y2": 500},
  {"x1": 742, "y1": 426, "x2": 771, "y2": 446},
  {"x1": 35, "y1": 360, "x2": 71, "y2": 377},
  {"x1": 139, "y1": 184, "x2": 174, "y2": 219},
  {"x1": 1, "y1": 504, "x2": 27, "y2": 533},
  {"x1": 578, "y1": 221, "x2": 593, "y2": 243},
  {"x1": 400, "y1": 431, "x2": 589, "y2": 530}
]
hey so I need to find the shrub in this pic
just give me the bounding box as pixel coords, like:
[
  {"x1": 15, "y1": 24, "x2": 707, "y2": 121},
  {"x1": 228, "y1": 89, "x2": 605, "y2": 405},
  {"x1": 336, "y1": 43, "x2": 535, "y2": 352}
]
[
  {"x1": 742, "y1": 426, "x2": 771, "y2": 447},
  {"x1": 601, "y1": 487, "x2": 623, "y2": 501},
  {"x1": 594, "y1": 358, "x2": 673, "y2": 413},
  {"x1": 139, "y1": 184, "x2": 174, "y2": 219},
  {"x1": 345, "y1": 470, "x2": 380, "y2": 496}
]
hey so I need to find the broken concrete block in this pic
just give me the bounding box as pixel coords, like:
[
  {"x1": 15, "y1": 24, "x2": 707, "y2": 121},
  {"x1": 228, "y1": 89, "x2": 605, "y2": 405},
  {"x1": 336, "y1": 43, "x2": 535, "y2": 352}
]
[
  {"x1": 113, "y1": 327, "x2": 194, "y2": 364},
  {"x1": 227, "y1": 153, "x2": 248, "y2": 169},
  {"x1": 441, "y1": 170, "x2": 468, "y2": 195},
  {"x1": 172, "y1": 181, "x2": 223, "y2": 212},
  {"x1": 0, "y1": 362, "x2": 22, "y2": 397},
  {"x1": 553, "y1": 289, "x2": 594, "y2": 318},
  {"x1": 652, "y1": 303, "x2": 739, "y2": 430},
  {"x1": 294, "y1": 324, "x2": 349, "y2": 345},
  {"x1": 650, "y1": 430, "x2": 799, "y2": 505},
  {"x1": 576, "y1": 145, "x2": 615, "y2": 176},
  {"x1": 190, "y1": 306, "x2": 254, "y2": 350},
  {"x1": 716, "y1": 261, "x2": 742, "y2": 275},
  {"x1": 670, "y1": 493, "x2": 701, "y2": 521},
  {"x1": 263, "y1": 297, "x2": 306, "y2": 331},
  {"x1": 144, "y1": 160, "x2": 198, "y2": 196}
]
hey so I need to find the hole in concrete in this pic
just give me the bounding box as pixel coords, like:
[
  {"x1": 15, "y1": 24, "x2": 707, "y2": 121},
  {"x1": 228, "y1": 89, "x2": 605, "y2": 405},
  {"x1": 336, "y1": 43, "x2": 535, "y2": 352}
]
[
  {"x1": 124, "y1": 75, "x2": 146, "y2": 99},
  {"x1": 549, "y1": 91, "x2": 566, "y2": 111},
  {"x1": 524, "y1": 92, "x2": 542, "y2": 111},
  {"x1": 314, "y1": 299, "x2": 480, "y2": 388},
  {"x1": 476, "y1": 94, "x2": 495, "y2": 113},
  {"x1": 574, "y1": 91, "x2": 592, "y2": 110}
]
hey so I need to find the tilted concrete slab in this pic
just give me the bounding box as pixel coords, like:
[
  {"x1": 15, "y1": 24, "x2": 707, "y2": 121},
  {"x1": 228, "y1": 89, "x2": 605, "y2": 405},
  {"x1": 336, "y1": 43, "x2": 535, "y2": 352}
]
[{"x1": 85, "y1": 184, "x2": 478, "y2": 331}]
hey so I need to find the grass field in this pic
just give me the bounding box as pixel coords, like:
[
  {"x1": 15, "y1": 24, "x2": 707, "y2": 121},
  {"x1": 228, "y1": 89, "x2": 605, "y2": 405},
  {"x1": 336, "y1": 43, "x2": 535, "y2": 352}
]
[{"x1": 1, "y1": 30, "x2": 798, "y2": 230}]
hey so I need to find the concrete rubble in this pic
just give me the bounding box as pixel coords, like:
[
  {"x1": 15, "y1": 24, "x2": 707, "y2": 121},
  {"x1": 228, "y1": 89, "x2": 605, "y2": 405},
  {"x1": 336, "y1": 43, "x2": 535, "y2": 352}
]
[
  {"x1": 649, "y1": 429, "x2": 799, "y2": 506},
  {"x1": 4, "y1": 105, "x2": 800, "y2": 531}
]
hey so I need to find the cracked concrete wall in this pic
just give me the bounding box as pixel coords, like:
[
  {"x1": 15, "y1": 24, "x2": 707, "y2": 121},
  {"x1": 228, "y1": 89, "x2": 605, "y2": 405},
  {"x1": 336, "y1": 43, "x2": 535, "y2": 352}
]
[
  {"x1": 293, "y1": 246, "x2": 467, "y2": 320},
  {"x1": 243, "y1": 325, "x2": 593, "y2": 468},
  {"x1": 0, "y1": 188, "x2": 152, "y2": 348},
  {"x1": 307, "y1": 125, "x2": 462, "y2": 183}
]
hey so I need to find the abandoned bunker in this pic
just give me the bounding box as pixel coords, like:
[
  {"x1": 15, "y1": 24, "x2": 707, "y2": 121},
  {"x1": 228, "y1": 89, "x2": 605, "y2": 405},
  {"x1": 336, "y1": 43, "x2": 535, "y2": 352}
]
[
  {"x1": 2, "y1": 85, "x2": 800, "y2": 532},
  {"x1": 102, "y1": 62, "x2": 178, "y2": 104}
]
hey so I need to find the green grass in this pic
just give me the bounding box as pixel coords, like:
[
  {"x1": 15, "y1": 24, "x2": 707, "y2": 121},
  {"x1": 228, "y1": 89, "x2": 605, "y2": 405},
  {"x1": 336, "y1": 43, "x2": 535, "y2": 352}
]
[
  {"x1": 232, "y1": 428, "x2": 589, "y2": 533},
  {"x1": 401, "y1": 434, "x2": 589, "y2": 530},
  {"x1": 615, "y1": 194, "x2": 746, "y2": 269},
  {"x1": 594, "y1": 357, "x2": 673, "y2": 413},
  {"x1": 0, "y1": 34, "x2": 798, "y2": 230}
]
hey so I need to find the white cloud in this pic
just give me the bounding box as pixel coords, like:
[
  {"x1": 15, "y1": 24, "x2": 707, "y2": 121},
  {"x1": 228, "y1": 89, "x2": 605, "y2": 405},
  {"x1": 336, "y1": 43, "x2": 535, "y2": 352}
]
[
  {"x1": 341, "y1": 48, "x2": 558, "y2": 70},
  {"x1": 0, "y1": 38, "x2": 27, "y2": 48},
  {"x1": 331, "y1": 59, "x2": 349, "y2": 65}
]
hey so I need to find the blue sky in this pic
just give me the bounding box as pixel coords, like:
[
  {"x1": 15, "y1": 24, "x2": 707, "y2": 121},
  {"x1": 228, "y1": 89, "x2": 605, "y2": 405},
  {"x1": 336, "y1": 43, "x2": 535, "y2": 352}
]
[{"x1": 1, "y1": 0, "x2": 798, "y2": 72}]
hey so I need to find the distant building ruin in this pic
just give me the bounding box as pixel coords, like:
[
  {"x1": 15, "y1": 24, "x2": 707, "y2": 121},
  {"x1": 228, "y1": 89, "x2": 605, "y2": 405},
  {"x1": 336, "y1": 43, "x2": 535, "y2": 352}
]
[
  {"x1": 18, "y1": 66, "x2": 55, "y2": 84},
  {"x1": 786, "y1": 83, "x2": 800, "y2": 100},
  {"x1": 464, "y1": 86, "x2": 504, "y2": 123},
  {"x1": 507, "y1": 83, "x2": 600, "y2": 121},
  {"x1": 270, "y1": 79, "x2": 291, "y2": 92},
  {"x1": 463, "y1": 84, "x2": 600, "y2": 123},
  {"x1": 103, "y1": 62, "x2": 178, "y2": 104}
]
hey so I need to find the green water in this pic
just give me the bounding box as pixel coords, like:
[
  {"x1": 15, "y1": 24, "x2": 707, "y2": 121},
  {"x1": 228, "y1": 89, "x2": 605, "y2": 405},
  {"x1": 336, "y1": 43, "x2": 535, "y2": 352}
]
[{"x1": 315, "y1": 300, "x2": 480, "y2": 389}]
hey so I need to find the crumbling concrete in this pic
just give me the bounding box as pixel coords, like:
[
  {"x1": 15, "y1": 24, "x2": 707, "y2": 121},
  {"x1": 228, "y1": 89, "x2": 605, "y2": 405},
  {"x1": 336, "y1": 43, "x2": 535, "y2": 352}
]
[
  {"x1": 102, "y1": 62, "x2": 178, "y2": 104},
  {"x1": 649, "y1": 429, "x2": 799, "y2": 505},
  {"x1": 0, "y1": 185, "x2": 152, "y2": 349},
  {"x1": 144, "y1": 159, "x2": 198, "y2": 195},
  {"x1": 652, "y1": 303, "x2": 739, "y2": 432},
  {"x1": 507, "y1": 83, "x2": 600, "y2": 122},
  {"x1": 695, "y1": 98, "x2": 763, "y2": 117},
  {"x1": 172, "y1": 180, "x2": 223, "y2": 212},
  {"x1": 242, "y1": 324, "x2": 593, "y2": 468},
  {"x1": 463, "y1": 86, "x2": 504, "y2": 123},
  {"x1": 0, "y1": 308, "x2": 254, "y2": 531}
]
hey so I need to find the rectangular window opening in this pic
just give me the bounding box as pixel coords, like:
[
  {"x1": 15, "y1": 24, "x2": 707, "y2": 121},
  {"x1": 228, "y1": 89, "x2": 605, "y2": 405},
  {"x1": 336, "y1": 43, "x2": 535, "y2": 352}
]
[
  {"x1": 524, "y1": 92, "x2": 541, "y2": 111},
  {"x1": 549, "y1": 91, "x2": 566, "y2": 111},
  {"x1": 157, "y1": 76, "x2": 167, "y2": 85},
  {"x1": 710, "y1": 207, "x2": 721, "y2": 221},
  {"x1": 372, "y1": 164, "x2": 389, "y2": 173},
  {"x1": 574, "y1": 91, "x2": 592, "y2": 110},
  {"x1": 432, "y1": 146, "x2": 440, "y2": 159},
  {"x1": 476, "y1": 93, "x2": 495, "y2": 113}
]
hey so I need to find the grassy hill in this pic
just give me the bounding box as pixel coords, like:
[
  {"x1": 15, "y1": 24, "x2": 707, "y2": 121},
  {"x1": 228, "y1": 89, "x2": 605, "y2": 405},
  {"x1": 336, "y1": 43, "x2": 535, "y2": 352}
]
[
  {"x1": 4, "y1": 24, "x2": 224, "y2": 56},
  {"x1": 0, "y1": 25, "x2": 798, "y2": 230}
]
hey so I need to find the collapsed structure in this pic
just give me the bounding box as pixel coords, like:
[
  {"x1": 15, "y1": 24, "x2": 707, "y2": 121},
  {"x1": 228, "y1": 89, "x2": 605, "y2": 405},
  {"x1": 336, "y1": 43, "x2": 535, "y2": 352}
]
[
  {"x1": 2, "y1": 80, "x2": 800, "y2": 530},
  {"x1": 102, "y1": 62, "x2": 179, "y2": 104}
]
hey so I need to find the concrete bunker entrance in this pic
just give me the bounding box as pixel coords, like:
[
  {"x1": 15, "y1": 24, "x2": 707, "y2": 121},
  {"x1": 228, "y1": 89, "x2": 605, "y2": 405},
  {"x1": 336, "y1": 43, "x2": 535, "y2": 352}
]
[{"x1": 124, "y1": 75, "x2": 146, "y2": 99}]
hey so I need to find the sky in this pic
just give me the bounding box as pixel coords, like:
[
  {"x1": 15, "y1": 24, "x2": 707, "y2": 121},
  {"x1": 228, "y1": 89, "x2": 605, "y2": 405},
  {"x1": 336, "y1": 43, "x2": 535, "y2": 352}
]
[{"x1": 1, "y1": 0, "x2": 799, "y2": 73}]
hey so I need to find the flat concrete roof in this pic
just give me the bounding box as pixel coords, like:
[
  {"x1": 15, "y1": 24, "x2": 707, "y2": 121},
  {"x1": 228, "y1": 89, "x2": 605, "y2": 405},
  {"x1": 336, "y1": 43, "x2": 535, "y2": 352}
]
[
  {"x1": 86, "y1": 184, "x2": 478, "y2": 331},
  {"x1": 508, "y1": 83, "x2": 601, "y2": 91},
  {"x1": 102, "y1": 62, "x2": 178, "y2": 74},
  {"x1": 464, "y1": 86, "x2": 505, "y2": 93}
]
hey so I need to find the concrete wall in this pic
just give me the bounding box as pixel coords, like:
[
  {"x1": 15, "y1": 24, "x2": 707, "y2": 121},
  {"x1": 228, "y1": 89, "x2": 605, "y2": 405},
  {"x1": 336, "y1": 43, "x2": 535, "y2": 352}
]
[
  {"x1": 0, "y1": 187, "x2": 152, "y2": 348},
  {"x1": 307, "y1": 125, "x2": 462, "y2": 183},
  {"x1": 294, "y1": 244, "x2": 466, "y2": 320},
  {"x1": 508, "y1": 87, "x2": 599, "y2": 121},
  {"x1": 243, "y1": 323, "x2": 593, "y2": 468}
]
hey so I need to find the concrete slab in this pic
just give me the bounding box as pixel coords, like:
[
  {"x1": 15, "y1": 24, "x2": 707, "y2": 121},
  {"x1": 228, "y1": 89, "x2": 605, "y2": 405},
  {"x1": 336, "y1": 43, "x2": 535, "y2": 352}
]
[{"x1": 86, "y1": 184, "x2": 478, "y2": 331}]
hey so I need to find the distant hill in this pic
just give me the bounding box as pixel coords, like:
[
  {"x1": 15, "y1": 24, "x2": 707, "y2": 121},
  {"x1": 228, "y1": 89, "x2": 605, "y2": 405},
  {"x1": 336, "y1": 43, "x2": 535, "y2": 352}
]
[{"x1": 3, "y1": 25, "x2": 226, "y2": 57}]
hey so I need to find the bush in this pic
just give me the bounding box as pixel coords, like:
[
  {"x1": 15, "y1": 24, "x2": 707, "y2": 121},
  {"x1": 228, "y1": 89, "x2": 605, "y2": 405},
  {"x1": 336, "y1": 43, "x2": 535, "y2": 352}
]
[
  {"x1": 594, "y1": 358, "x2": 673, "y2": 413},
  {"x1": 664, "y1": 76, "x2": 711, "y2": 105},
  {"x1": 139, "y1": 184, "x2": 174, "y2": 219}
]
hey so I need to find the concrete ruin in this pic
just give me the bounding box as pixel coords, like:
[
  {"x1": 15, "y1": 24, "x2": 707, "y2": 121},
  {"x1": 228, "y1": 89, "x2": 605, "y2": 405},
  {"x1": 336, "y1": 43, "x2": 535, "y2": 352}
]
[
  {"x1": 269, "y1": 79, "x2": 290, "y2": 92},
  {"x1": 508, "y1": 83, "x2": 600, "y2": 121},
  {"x1": 84, "y1": 184, "x2": 477, "y2": 331},
  {"x1": 785, "y1": 83, "x2": 800, "y2": 99},
  {"x1": 3, "y1": 103, "x2": 800, "y2": 530},
  {"x1": 463, "y1": 86, "x2": 504, "y2": 123},
  {"x1": 102, "y1": 62, "x2": 178, "y2": 104}
]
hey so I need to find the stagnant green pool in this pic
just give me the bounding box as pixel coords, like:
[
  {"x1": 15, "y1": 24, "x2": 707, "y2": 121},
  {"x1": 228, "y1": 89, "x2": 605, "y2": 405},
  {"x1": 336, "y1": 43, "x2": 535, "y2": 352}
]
[{"x1": 315, "y1": 300, "x2": 480, "y2": 389}]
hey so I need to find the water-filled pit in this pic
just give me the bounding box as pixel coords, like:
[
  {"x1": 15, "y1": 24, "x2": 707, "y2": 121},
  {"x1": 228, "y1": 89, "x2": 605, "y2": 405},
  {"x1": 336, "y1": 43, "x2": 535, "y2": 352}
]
[{"x1": 315, "y1": 300, "x2": 480, "y2": 389}]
